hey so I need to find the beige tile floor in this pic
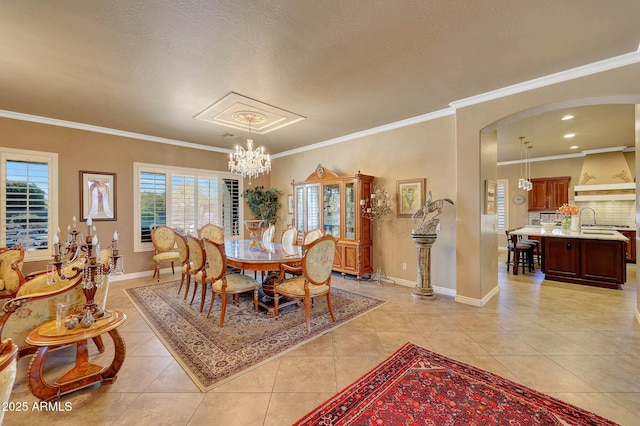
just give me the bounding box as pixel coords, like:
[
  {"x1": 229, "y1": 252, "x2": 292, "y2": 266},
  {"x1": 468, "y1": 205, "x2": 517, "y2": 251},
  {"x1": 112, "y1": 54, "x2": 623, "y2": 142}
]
[{"x1": 4, "y1": 255, "x2": 640, "y2": 425}]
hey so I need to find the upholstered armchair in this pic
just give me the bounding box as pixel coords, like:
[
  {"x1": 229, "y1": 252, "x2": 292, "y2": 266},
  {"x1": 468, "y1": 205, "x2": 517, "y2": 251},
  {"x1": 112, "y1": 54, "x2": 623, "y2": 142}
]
[
  {"x1": 0, "y1": 338, "x2": 18, "y2": 425},
  {"x1": 281, "y1": 226, "x2": 298, "y2": 247},
  {"x1": 186, "y1": 235, "x2": 206, "y2": 305},
  {"x1": 273, "y1": 234, "x2": 337, "y2": 333},
  {"x1": 0, "y1": 244, "x2": 25, "y2": 300},
  {"x1": 174, "y1": 231, "x2": 190, "y2": 296},
  {"x1": 0, "y1": 252, "x2": 111, "y2": 359},
  {"x1": 262, "y1": 225, "x2": 276, "y2": 246},
  {"x1": 151, "y1": 226, "x2": 181, "y2": 282},
  {"x1": 198, "y1": 224, "x2": 224, "y2": 244}
]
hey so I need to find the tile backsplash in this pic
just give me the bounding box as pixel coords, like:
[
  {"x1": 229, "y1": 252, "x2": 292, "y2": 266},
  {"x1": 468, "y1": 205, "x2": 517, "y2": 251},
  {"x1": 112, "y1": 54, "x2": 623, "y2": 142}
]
[{"x1": 528, "y1": 200, "x2": 635, "y2": 227}]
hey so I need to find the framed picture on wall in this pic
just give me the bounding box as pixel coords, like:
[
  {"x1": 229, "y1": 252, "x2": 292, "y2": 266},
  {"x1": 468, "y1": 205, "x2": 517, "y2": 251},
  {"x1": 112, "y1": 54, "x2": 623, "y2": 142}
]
[
  {"x1": 485, "y1": 179, "x2": 497, "y2": 214},
  {"x1": 80, "y1": 171, "x2": 117, "y2": 221},
  {"x1": 396, "y1": 178, "x2": 426, "y2": 217}
]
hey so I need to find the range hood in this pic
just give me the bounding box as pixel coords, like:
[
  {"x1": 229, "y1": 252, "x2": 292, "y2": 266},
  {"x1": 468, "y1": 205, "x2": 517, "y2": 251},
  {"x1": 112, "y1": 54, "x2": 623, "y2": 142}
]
[{"x1": 574, "y1": 150, "x2": 636, "y2": 201}]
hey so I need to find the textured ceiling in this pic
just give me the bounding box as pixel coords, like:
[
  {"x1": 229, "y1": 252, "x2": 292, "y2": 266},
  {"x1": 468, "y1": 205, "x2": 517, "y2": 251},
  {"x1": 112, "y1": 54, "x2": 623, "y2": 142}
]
[{"x1": 1, "y1": 1, "x2": 639, "y2": 160}]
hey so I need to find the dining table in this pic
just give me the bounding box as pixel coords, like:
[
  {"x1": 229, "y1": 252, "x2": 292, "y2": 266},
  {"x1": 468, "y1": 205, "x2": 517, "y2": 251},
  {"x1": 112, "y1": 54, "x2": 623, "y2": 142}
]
[{"x1": 224, "y1": 239, "x2": 303, "y2": 316}]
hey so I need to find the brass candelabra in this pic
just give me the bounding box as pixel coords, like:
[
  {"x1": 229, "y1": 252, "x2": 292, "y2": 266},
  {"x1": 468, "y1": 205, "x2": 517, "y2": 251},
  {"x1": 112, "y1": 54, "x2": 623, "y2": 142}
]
[
  {"x1": 48, "y1": 216, "x2": 123, "y2": 318},
  {"x1": 361, "y1": 186, "x2": 395, "y2": 285}
]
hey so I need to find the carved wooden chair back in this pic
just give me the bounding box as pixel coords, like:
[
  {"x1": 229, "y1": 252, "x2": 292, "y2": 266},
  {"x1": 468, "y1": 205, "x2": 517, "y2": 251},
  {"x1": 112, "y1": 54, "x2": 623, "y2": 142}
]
[{"x1": 198, "y1": 224, "x2": 225, "y2": 244}]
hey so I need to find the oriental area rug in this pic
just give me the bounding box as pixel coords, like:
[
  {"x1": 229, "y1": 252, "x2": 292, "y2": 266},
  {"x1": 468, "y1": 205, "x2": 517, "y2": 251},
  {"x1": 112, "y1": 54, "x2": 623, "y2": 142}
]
[
  {"x1": 125, "y1": 280, "x2": 385, "y2": 392},
  {"x1": 295, "y1": 342, "x2": 618, "y2": 426}
]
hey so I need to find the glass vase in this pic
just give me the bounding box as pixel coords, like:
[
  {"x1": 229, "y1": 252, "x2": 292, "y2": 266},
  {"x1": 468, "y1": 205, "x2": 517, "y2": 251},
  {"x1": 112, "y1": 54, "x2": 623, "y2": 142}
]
[{"x1": 561, "y1": 216, "x2": 571, "y2": 231}]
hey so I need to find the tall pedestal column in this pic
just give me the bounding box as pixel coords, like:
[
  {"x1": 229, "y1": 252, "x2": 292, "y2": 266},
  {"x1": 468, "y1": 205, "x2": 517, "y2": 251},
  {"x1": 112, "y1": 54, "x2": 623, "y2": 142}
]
[{"x1": 411, "y1": 233, "x2": 437, "y2": 299}]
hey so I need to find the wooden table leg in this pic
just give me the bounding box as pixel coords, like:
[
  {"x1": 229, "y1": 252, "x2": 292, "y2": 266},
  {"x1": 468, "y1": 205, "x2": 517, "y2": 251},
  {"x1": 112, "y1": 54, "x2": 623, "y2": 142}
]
[{"x1": 26, "y1": 329, "x2": 127, "y2": 401}]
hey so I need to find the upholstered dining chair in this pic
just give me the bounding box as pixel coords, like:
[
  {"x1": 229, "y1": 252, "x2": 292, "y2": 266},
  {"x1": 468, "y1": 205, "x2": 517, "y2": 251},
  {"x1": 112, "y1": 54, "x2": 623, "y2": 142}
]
[
  {"x1": 262, "y1": 224, "x2": 276, "y2": 246},
  {"x1": 202, "y1": 238, "x2": 259, "y2": 327},
  {"x1": 281, "y1": 226, "x2": 298, "y2": 247},
  {"x1": 272, "y1": 234, "x2": 337, "y2": 334},
  {"x1": 198, "y1": 223, "x2": 225, "y2": 244},
  {"x1": 173, "y1": 231, "x2": 190, "y2": 296},
  {"x1": 151, "y1": 226, "x2": 181, "y2": 282},
  {"x1": 0, "y1": 338, "x2": 18, "y2": 425},
  {"x1": 185, "y1": 235, "x2": 207, "y2": 304},
  {"x1": 303, "y1": 228, "x2": 324, "y2": 245}
]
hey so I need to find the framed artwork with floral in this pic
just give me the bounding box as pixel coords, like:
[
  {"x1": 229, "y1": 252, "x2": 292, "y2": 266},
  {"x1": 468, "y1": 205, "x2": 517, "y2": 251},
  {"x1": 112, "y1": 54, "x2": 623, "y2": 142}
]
[{"x1": 396, "y1": 178, "x2": 426, "y2": 218}]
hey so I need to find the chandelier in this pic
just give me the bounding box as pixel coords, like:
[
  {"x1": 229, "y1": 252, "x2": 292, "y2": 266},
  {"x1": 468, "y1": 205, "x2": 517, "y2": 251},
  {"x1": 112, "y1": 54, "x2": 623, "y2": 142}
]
[
  {"x1": 518, "y1": 136, "x2": 533, "y2": 191},
  {"x1": 228, "y1": 112, "x2": 271, "y2": 184}
]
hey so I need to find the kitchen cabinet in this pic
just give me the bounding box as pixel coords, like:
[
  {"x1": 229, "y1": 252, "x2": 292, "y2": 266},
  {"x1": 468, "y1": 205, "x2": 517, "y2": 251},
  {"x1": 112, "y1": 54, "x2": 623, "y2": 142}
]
[
  {"x1": 293, "y1": 165, "x2": 373, "y2": 281},
  {"x1": 528, "y1": 177, "x2": 570, "y2": 211},
  {"x1": 541, "y1": 236, "x2": 626, "y2": 289},
  {"x1": 619, "y1": 230, "x2": 636, "y2": 263}
]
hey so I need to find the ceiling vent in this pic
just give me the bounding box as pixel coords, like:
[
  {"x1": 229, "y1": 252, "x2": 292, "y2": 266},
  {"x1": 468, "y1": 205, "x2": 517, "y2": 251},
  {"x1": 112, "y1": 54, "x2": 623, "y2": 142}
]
[{"x1": 194, "y1": 92, "x2": 305, "y2": 134}]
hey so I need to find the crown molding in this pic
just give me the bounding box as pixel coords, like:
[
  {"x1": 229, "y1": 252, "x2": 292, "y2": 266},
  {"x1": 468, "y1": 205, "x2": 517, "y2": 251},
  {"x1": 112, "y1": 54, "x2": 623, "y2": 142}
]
[
  {"x1": 450, "y1": 50, "x2": 640, "y2": 110},
  {"x1": 0, "y1": 110, "x2": 229, "y2": 154}
]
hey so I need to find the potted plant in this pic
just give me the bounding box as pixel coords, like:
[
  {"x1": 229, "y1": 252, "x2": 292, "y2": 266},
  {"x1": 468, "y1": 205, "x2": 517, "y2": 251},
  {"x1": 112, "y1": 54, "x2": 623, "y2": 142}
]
[{"x1": 243, "y1": 186, "x2": 283, "y2": 227}]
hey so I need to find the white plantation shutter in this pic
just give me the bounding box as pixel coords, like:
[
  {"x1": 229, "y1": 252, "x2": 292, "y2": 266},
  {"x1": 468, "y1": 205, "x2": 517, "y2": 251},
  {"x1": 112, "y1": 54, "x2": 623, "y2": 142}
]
[{"x1": 497, "y1": 179, "x2": 508, "y2": 231}]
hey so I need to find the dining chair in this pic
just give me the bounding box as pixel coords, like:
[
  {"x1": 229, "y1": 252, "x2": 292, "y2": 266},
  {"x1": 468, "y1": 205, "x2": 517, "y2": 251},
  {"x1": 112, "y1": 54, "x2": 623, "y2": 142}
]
[
  {"x1": 281, "y1": 226, "x2": 298, "y2": 247},
  {"x1": 151, "y1": 226, "x2": 181, "y2": 282},
  {"x1": 202, "y1": 238, "x2": 259, "y2": 327},
  {"x1": 173, "y1": 231, "x2": 190, "y2": 296},
  {"x1": 303, "y1": 228, "x2": 323, "y2": 245},
  {"x1": 262, "y1": 224, "x2": 276, "y2": 246},
  {"x1": 186, "y1": 235, "x2": 207, "y2": 305},
  {"x1": 198, "y1": 223, "x2": 225, "y2": 244},
  {"x1": 272, "y1": 234, "x2": 337, "y2": 333}
]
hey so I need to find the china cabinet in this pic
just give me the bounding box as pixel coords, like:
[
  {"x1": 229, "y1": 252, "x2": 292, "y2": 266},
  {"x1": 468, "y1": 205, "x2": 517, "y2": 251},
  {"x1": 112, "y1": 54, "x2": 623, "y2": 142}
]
[{"x1": 292, "y1": 165, "x2": 373, "y2": 281}]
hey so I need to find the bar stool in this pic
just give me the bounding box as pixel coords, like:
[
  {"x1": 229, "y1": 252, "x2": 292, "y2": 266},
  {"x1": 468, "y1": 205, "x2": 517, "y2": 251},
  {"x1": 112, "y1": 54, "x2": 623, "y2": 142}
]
[
  {"x1": 506, "y1": 231, "x2": 535, "y2": 274},
  {"x1": 521, "y1": 237, "x2": 541, "y2": 266}
]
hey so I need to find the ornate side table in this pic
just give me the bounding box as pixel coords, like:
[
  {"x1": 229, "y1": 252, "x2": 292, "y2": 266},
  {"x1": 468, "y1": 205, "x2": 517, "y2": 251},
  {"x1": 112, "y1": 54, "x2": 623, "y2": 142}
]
[{"x1": 25, "y1": 309, "x2": 127, "y2": 401}]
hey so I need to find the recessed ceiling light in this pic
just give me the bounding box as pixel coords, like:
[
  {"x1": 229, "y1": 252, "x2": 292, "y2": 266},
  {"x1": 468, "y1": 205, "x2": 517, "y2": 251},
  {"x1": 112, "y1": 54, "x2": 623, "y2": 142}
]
[
  {"x1": 564, "y1": 133, "x2": 575, "y2": 138},
  {"x1": 569, "y1": 145, "x2": 579, "y2": 149},
  {"x1": 561, "y1": 115, "x2": 574, "y2": 121}
]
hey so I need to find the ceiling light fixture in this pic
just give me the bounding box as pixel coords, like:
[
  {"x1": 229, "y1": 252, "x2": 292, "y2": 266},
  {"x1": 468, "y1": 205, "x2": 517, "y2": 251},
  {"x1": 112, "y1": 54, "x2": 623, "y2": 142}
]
[
  {"x1": 564, "y1": 133, "x2": 575, "y2": 138},
  {"x1": 561, "y1": 115, "x2": 574, "y2": 121},
  {"x1": 518, "y1": 137, "x2": 532, "y2": 191},
  {"x1": 228, "y1": 112, "x2": 271, "y2": 184}
]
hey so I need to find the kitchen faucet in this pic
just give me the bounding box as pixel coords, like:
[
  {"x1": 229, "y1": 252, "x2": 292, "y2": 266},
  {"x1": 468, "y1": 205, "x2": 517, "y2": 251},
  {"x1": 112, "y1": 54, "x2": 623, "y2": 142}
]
[{"x1": 578, "y1": 207, "x2": 597, "y2": 231}]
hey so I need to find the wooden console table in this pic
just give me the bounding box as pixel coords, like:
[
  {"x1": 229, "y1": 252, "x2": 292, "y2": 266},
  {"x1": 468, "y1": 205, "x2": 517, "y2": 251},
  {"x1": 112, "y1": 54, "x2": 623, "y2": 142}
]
[{"x1": 25, "y1": 309, "x2": 127, "y2": 401}]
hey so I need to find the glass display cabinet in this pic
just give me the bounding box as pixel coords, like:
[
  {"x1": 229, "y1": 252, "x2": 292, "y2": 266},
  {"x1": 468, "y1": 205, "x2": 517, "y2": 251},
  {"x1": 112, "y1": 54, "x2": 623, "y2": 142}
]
[{"x1": 292, "y1": 164, "x2": 373, "y2": 281}]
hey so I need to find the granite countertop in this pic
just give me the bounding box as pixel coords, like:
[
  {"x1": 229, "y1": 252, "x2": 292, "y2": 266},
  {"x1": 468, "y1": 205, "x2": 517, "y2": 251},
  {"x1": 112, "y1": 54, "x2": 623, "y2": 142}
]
[{"x1": 510, "y1": 226, "x2": 629, "y2": 242}]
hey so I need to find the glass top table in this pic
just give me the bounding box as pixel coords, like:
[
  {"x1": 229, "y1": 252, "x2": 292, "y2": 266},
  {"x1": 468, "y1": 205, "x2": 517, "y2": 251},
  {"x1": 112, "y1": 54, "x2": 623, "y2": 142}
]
[{"x1": 224, "y1": 239, "x2": 303, "y2": 271}]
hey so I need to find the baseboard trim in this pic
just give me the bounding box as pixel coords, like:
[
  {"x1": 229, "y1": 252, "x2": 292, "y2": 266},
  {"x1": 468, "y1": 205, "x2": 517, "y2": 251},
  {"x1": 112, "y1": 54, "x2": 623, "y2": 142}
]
[{"x1": 454, "y1": 284, "x2": 500, "y2": 307}]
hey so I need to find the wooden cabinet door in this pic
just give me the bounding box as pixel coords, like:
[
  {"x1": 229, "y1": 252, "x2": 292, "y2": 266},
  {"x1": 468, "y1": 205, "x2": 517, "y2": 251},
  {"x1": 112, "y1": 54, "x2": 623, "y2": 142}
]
[
  {"x1": 580, "y1": 239, "x2": 625, "y2": 283},
  {"x1": 528, "y1": 180, "x2": 547, "y2": 210},
  {"x1": 543, "y1": 237, "x2": 580, "y2": 278},
  {"x1": 547, "y1": 179, "x2": 569, "y2": 210}
]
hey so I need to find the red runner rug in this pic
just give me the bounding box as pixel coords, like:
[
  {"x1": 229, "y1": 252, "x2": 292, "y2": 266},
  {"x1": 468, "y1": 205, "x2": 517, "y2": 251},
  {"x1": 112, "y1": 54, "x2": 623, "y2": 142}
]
[{"x1": 295, "y1": 342, "x2": 618, "y2": 426}]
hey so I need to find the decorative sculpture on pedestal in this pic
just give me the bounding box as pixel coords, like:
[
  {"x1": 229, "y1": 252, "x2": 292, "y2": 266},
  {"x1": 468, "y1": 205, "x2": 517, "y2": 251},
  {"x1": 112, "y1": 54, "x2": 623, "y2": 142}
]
[
  {"x1": 361, "y1": 186, "x2": 394, "y2": 285},
  {"x1": 410, "y1": 191, "x2": 454, "y2": 298}
]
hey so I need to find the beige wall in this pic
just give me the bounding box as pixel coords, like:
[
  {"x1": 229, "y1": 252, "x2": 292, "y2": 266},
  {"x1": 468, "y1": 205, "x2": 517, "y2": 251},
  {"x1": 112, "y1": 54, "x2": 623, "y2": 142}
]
[
  {"x1": 270, "y1": 115, "x2": 457, "y2": 290},
  {"x1": 0, "y1": 118, "x2": 232, "y2": 275}
]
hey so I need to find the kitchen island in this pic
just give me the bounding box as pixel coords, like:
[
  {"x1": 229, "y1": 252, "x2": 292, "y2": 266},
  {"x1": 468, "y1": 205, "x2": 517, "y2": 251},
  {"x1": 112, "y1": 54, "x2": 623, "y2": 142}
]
[{"x1": 509, "y1": 226, "x2": 629, "y2": 289}]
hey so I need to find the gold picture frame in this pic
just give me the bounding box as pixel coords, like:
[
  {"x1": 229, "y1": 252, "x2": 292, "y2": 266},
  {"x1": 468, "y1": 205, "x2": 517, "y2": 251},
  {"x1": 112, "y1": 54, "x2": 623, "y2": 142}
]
[
  {"x1": 396, "y1": 178, "x2": 426, "y2": 217},
  {"x1": 80, "y1": 170, "x2": 117, "y2": 221},
  {"x1": 485, "y1": 179, "x2": 497, "y2": 214}
]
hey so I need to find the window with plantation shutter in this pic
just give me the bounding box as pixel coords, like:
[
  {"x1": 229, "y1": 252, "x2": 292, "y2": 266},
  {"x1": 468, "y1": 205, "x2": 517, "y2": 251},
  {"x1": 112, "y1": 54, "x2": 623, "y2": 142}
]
[
  {"x1": 497, "y1": 179, "x2": 508, "y2": 231},
  {"x1": 134, "y1": 163, "x2": 241, "y2": 251},
  {"x1": 1, "y1": 148, "x2": 58, "y2": 261}
]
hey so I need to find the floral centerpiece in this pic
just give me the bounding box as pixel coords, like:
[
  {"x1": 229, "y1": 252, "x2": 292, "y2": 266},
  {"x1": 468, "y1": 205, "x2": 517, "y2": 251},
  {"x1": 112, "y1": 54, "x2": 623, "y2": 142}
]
[{"x1": 557, "y1": 203, "x2": 579, "y2": 230}]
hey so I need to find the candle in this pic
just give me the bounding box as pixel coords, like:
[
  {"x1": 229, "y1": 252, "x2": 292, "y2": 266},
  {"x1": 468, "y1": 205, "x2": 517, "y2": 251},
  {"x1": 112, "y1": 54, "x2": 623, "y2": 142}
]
[
  {"x1": 378, "y1": 199, "x2": 383, "y2": 206},
  {"x1": 67, "y1": 224, "x2": 71, "y2": 232},
  {"x1": 92, "y1": 235, "x2": 98, "y2": 246},
  {"x1": 112, "y1": 231, "x2": 119, "y2": 250},
  {"x1": 72, "y1": 216, "x2": 77, "y2": 229},
  {"x1": 360, "y1": 199, "x2": 366, "y2": 206},
  {"x1": 87, "y1": 217, "x2": 93, "y2": 236},
  {"x1": 370, "y1": 193, "x2": 376, "y2": 199},
  {"x1": 53, "y1": 235, "x2": 60, "y2": 256}
]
